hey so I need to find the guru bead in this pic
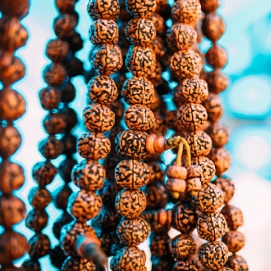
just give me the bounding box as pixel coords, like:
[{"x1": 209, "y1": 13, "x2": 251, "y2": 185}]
[
  {"x1": 214, "y1": 176, "x2": 235, "y2": 204},
  {"x1": 199, "y1": 241, "x2": 228, "y2": 270},
  {"x1": 221, "y1": 205, "x2": 244, "y2": 230},
  {"x1": 222, "y1": 230, "x2": 245, "y2": 253},
  {"x1": 87, "y1": 0, "x2": 120, "y2": 20},
  {"x1": 209, "y1": 148, "x2": 231, "y2": 176},
  {"x1": 125, "y1": 0, "x2": 156, "y2": 18},
  {"x1": 206, "y1": 44, "x2": 228, "y2": 69}
]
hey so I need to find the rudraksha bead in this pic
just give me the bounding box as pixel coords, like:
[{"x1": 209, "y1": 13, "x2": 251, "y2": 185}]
[
  {"x1": 221, "y1": 205, "x2": 244, "y2": 230},
  {"x1": 200, "y1": 0, "x2": 220, "y2": 13},
  {"x1": 125, "y1": 104, "x2": 155, "y2": 130},
  {"x1": 206, "y1": 44, "x2": 228, "y2": 69},
  {"x1": 59, "y1": 157, "x2": 77, "y2": 183},
  {"x1": 222, "y1": 230, "x2": 245, "y2": 253},
  {"x1": 150, "y1": 13, "x2": 165, "y2": 35},
  {"x1": 225, "y1": 255, "x2": 249, "y2": 271},
  {"x1": 207, "y1": 123, "x2": 229, "y2": 148},
  {"x1": 173, "y1": 259, "x2": 200, "y2": 271},
  {"x1": 126, "y1": 45, "x2": 156, "y2": 77},
  {"x1": 219, "y1": 268, "x2": 234, "y2": 271},
  {"x1": 115, "y1": 189, "x2": 147, "y2": 218},
  {"x1": 214, "y1": 176, "x2": 235, "y2": 204},
  {"x1": 28, "y1": 233, "x2": 51, "y2": 259},
  {"x1": 197, "y1": 183, "x2": 224, "y2": 213},
  {"x1": 177, "y1": 103, "x2": 208, "y2": 131},
  {"x1": 117, "y1": 217, "x2": 150, "y2": 246},
  {"x1": 125, "y1": 0, "x2": 156, "y2": 18},
  {"x1": 150, "y1": 233, "x2": 170, "y2": 257},
  {"x1": 53, "y1": 14, "x2": 77, "y2": 38},
  {"x1": 43, "y1": 112, "x2": 66, "y2": 135},
  {"x1": 170, "y1": 50, "x2": 202, "y2": 79},
  {"x1": 146, "y1": 183, "x2": 168, "y2": 209},
  {"x1": 38, "y1": 136, "x2": 63, "y2": 159},
  {"x1": 122, "y1": 77, "x2": 155, "y2": 106},
  {"x1": 67, "y1": 191, "x2": 102, "y2": 222},
  {"x1": 170, "y1": 234, "x2": 196, "y2": 261},
  {"x1": 61, "y1": 82, "x2": 76, "y2": 103},
  {"x1": 0, "y1": 126, "x2": 21, "y2": 158},
  {"x1": 28, "y1": 187, "x2": 52, "y2": 210},
  {"x1": 45, "y1": 39, "x2": 69, "y2": 63},
  {"x1": 206, "y1": 69, "x2": 229, "y2": 94},
  {"x1": 89, "y1": 19, "x2": 119, "y2": 45},
  {"x1": 39, "y1": 87, "x2": 61, "y2": 111},
  {"x1": 199, "y1": 241, "x2": 228, "y2": 270},
  {"x1": 192, "y1": 156, "x2": 216, "y2": 184},
  {"x1": 53, "y1": 185, "x2": 73, "y2": 210},
  {"x1": 25, "y1": 209, "x2": 48, "y2": 232},
  {"x1": 55, "y1": 0, "x2": 75, "y2": 13},
  {"x1": 22, "y1": 259, "x2": 41, "y2": 271},
  {"x1": 62, "y1": 256, "x2": 95, "y2": 271},
  {"x1": 90, "y1": 44, "x2": 122, "y2": 75},
  {"x1": 209, "y1": 148, "x2": 231, "y2": 176},
  {"x1": 203, "y1": 93, "x2": 223, "y2": 123},
  {"x1": 53, "y1": 212, "x2": 73, "y2": 239},
  {"x1": 172, "y1": 202, "x2": 197, "y2": 233},
  {"x1": 148, "y1": 62, "x2": 162, "y2": 86},
  {"x1": 167, "y1": 24, "x2": 197, "y2": 52},
  {"x1": 151, "y1": 37, "x2": 165, "y2": 58},
  {"x1": 186, "y1": 131, "x2": 212, "y2": 157},
  {"x1": 110, "y1": 246, "x2": 147, "y2": 271},
  {"x1": 87, "y1": 0, "x2": 120, "y2": 20},
  {"x1": 197, "y1": 212, "x2": 227, "y2": 242},
  {"x1": 88, "y1": 75, "x2": 118, "y2": 106},
  {"x1": 78, "y1": 132, "x2": 111, "y2": 160},
  {"x1": 171, "y1": 0, "x2": 201, "y2": 24},
  {"x1": 43, "y1": 63, "x2": 67, "y2": 86},
  {"x1": 61, "y1": 133, "x2": 77, "y2": 155}
]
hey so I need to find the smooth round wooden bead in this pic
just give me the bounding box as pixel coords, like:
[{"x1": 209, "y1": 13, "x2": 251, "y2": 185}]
[
  {"x1": 166, "y1": 178, "x2": 186, "y2": 193},
  {"x1": 115, "y1": 159, "x2": 150, "y2": 189},
  {"x1": 115, "y1": 189, "x2": 147, "y2": 218},
  {"x1": 88, "y1": 75, "x2": 118, "y2": 106},
  {"x1": 0, "y1": 0, "x2": 30, "y2": 18},
  {"x1": 90, "y1": 44, "x2": 122, "y2": 75},
  {"x1": 117, "y1": 217, "x2": 150, "y2": 246},
  {"x1": 28, "y1": 187, "x2": 52, "y2": 210},
  {"x1": 25, "y1": 209, "x2": 48, "y2": 232},
  {"x1": 167, "y1": 23, "x2": 196, "y2": 51},
  {"x1": 209, "y1": 148, "x2": 231, "y2": 176},
  {"x1": 214, "y1": 176, "x2": 235, "y2": 204},
  {"x1": 68, "y1": 191, "x2": 102, "y2": 222},
  {"x1": 206, "y1": 44, "x2": 228, "y2": 68},
  {"x1": 89, "y1": 19, "x2": 118, "y2": 45},
  {"x1": 126, "y1": 0, "x2": 156, "y2": 18},
  {"x1": 186, "y1": 131, "x2": 212, "y2": 157},
  {"x1": 39, "y1": 87, "x2": 61, "y2": 110},
  {"x1": 46, "y1": 39, "x2": 69, "y2": 63},
  {"x1": 122, "y1": 77, "x2": 155, "y2": 106},
  {"x1": 170, "y1": 50, "x2": 202, "y2": 79},
  {"x1": 208, "y1": 123, "x2": 229, "y2": 148},
  {"x1": 206, "y1": 69, "x2": 229, "y2": 94},
  {"x1": 62, "y1": 256, "x2": 95, "y2": 271},
  {"x1": 126, "y1": 45, "x2": 156, "y2": 77},
  {"x1": 221, "y1": 205, "x2": 244, "y2": 230},
  {"x1": 110, "y1": 246, "x2": 147, "y2": 271},
  {"x1": 150, "y1": 13, "x2": 165, "y2": 35},
  {"x1": 225, "y1": 255, "x2": 249, "y2": 271},
  {"x1": 38, "y1": 136, "x2": 63, "y2": 159},
  {"x1": 203, "y1": 93, "x2": 223, "y2": 122},
  {"x1": 43, "y1": 63, "x2": 67, "y2": 87},
  {"x1": 192, "y1": 156, "x2": 216, "y2": 184},
  {"x1": 200, "y1": 0, "x2": 220, "y2": 13},
  {"x1": 125, "y1": 18, "x2": 156, "y2": 46},
  {"x1": 78, "y1": 132, "x2": 111, "y2": 160},
  {"x1": 32, "y1": 161, "x2": 57, "y2": 187},
  {"x1": 29, "y1": 233, "x2": 51, "y2": 259},
  {"x1": 146, "y1": 183, "x2": 168, "y2": 209},
  {"x1": 43, "y1": 112, "x2": 66, "y2": 135},
  {"x1": 177, "y1": 103, "x2": 207, "y2": 131},
  {"x1": 222, "y1": 231, "x2": 245, "y2": 253},
  {"x1": 53, "y1": 14, "x2": 76, "y2": 38},
  {"x1": 87, "y1": 0, "x2": 120, "y2": 20},
  {"x1": 199, "y1": 241, "x2": 228, "y2": 270}
]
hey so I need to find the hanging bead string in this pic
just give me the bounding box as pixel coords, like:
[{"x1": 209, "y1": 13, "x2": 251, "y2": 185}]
[
  {"x1": 0, "y1": 1, "x2": 30, "y2": 269},
  {"x1": 200, "y1": 0, "x2": 249, "y2": 269}
]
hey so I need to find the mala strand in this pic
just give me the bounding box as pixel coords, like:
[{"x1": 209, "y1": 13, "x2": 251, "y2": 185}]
[
  {"x1": 0, "y1": 1, "x2": 30, "y2": 269},
  {"x1": 200, "y1": 0, "x2": 249, "y2": 269},
  {"x1": 59, "y1": 0, "x2": 123, "y2": 269}
]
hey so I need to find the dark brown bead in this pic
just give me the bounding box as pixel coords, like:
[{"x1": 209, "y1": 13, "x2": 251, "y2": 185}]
[
  {"x1": 78, "y1": 132, "x2": 111, "y2": 160},
  {"x1": 0, "y1": 161, "x2": 24, "y2": 194},
  {"x1": 115, "y1": 189, "x2": 147, "y2": 218},
  {"x1": 53, "y1": 184, "x2": 73, "y2": 210},
  {"x1": 61, "y1": 82, "x2": 76, "y2": 103},
  {"x1": 64, "y1": 55, "x2": 84, "y2": 77},
  {"x1": 199, "y1": 241, "x2": 228, "y2": 270},
  {"x1": 151, "y1": 37, "x2": 165, "y2": 58},
  {"x1": 200, "y1": 0, "x2": 220, "y2": 13},
  {"x1": 222, "y1": 230, "x2": 245, "y2": 253},
  {"x1": 28, "y1": 187, "x2": 52, "y2": 210},
  {"x1": 149, "y1": 112, "x2": 167, "y2": 136},
  {"x1": 56, "y1": 0, "x2": 76, "y2": 13},
  {"x1": 32, "y1": 161, "x2": 57, "y2": 187},
  {"x1": 150, "y1": 232, "x2": 170, "y2": 257},
  {"x1": 62, "y1": 256, "x2": 95, "y2": 271},
  {"x1": 58, "y1": 157, "x2": 77, "y2": 183},
  {"x1": 49, "y1": 244, "x2": 66, "y2": 269},
  {"x1": 43, "y1": 112, "x2": 66, "y2": 135},
  {"x1": 126, "y1": 0, "x2": 156, "y2": 18},
  {"x1": 186, "y1": 131, "x2": 212, "y2": 157},
  {"x1": 22, "y1": 259, "x2": 41, "y2": 271},
  {"x1": 0, "y1": 0, "x2": 30, "y2": 18},
  {"x1": 91, "y1": 44, "x2": 122, "y2": 75},
  {"x1": 61, "y1": 133, "x2": 77, "y2": 155},
  {"x1": 38, "y1": 136, "x2": 63, "y2": 159},
  {"x1": 206, "y1": 44, "x2": 228, "y2": 69},
  {"x1": 146, "y1": 183, "x2": 168, "y2": 209},
  {"x1": 60, "y1": 106, "x2": 78, "y2": 130},
  {"x1": 87, "y1": 0, "x2": 120, "y2": 20},
  {"x1": 29, "y1": 233, "x2": 51, "y2": 259},
  {"x1": 203, "y1": 93, "x2": 223, "y2": 122},
  {"x1": 209, "y1": 147, "x2": 231, "y2": 176},
  {"x1": 53, "y1": 14, "x2": 76, "y2": 38},
  {"x1": 25, "y1": 209, "x2": 48, "y2": 232},
  {"x1": 219, "y1": 268, "x2": 234, "y2": 271},
  {"x1": 225, "y1": 255, "x2": 249, "y2": 271},
  {"x1": 88, "y1": 75, "x2": 118, "y2": 106},
  {"x1": 115, "y1": 130, "x2": 148, "y2": 160},
  {"x1": 214, "y1": 176, "x2": 235, "y2": 204},
  {"x1": 39, "y1": 87, "x2": 61, "y2": 110},
  {"x1": 65, "y1": 32, "x2": 84, "y2": 53},
  {"x1": 206, "y1": 69, "x2": 229, "y2": 94},
  {"x1": 197, "y1": 212, "x2": 227, "y2": 242},
  {"x1": 148, "y1": 61, "x2": 162, "y2": 87},
  {"x1": 52, "y1": 212, "x2": 73, "y2": 239},
  {"x1": 43, "y1": 63, "x2": 67, "y2": 87},
  {"x1": 151, "y1": 13, "x2": 165, "y2": 36},
  {"x1": 126, "y1": 45, "x2": 156, "y2": 77},
  {"x1": 46, "y1": 39, "x2": 69, "y2": 63},
  {"x1": 221, "y1": 205, "x2": 244, "y2": 230},
  {"x1": 84, "y1": 104, "x2": 115, "y2": 133},
  {"x1": 173, "y1": 259, "x2": 200, "y2": 271},
  {"x1": 207, "y1": 123, "x2": 229, "y2": 148}
]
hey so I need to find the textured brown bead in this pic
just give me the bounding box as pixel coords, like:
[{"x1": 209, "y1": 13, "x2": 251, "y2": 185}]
[
  {"x1": 53, "y1": 212, "x2": 73, "y2": 240},
  {"x1": 146, "y1": 183, "x2": 168, "y2": 209},
  {"x1": 0, "y1": 162, "x2": 24, "y2": 194},
  {"x1": 62, "y1": 256, "x2": 95, "y2": 271},
  {"x1": 186, "y1": 131, "x2": 212, "y2": 157},
  {"x1": 46, "y1": 39, "x2": 69, "y2": 63},
  {"x1": 110, "y1": 246, "x2": 147, "y2": 271},
  {"x1": 225, "y1": 255, "x2": 249, "y2": 271},
  {"x1": 117, "y1": 217, "x2": 150, "y2": 246},
  {"x1": 177, "y1": 103, "x2": 207, "y2": 131},
  {"x1": 126, "y1": 45, "x2": 156, "y2": 77},
  {"x1": 221, "y1": 205, "x2": 244, "y2": 230},
  {"x1": 208, "y1": 123, "x2": 229, "y2": 148},
  {"x1": 115, "y1": 189, "x2": 147, "y2": 218},
  {"x1": 89, "y1": 19, "x2": 118, "y2": 45},
  {"x1": 126, "y1": 0, "x2": 156, "y2": 18},
  {"x1": 32, "y1": 161, "x2": 57, "y2": 187},
  {"x1": 206, "y1": 44, "x2": 228, "y2": 69},
  {"x1": 149, "y1": 111, "x2": 167, "y2": 136},
  {"x1": 28, "y1": 187, "x2": 52, "y2": 210},
  {"x1": 38, "y1": 136, "x2": 63, "y2": 159},
  {"x1": 170, "y1": 50, "x2": 202, "y2": 79},
  {"x1": 68, "y1": 191, "x2": 102, "y2": 222},
  {"x1": 88, "y1": 75, "x2": 118, "y2": 106},
  {"x1": 209, "y1": 147, "x2": 231, "y2": 176},
  {"x1": 150, "y1": 232, "x2": 170, "y2": 257},
  {"x1": 172, "y1": 0, "x2": 201, "y2": 24},
  {"x1": 202, "y1": 13, "x2": 226, "y2": 42},
  {"x1": 116, "y1": 130, "x2": 148, "y2": 159},
  {"x1": 87, "y1": 0, "x2": 120, "y2": 20},
  {"x1": 43, "y1": 112, "x2": 66, "y2": 135},
  {"x1": 214, "y1": 176, "x2": 235, "y2": 204},
  {"x1": 199, "y1": 241, "x2": 228, "y2": 270},
  {"x1": 148, "y1": 61, "x2": 162, "y2": 87},
  {"x1": 200, "y1": 0, "x2": 220, "y2": 12},
  {"x1": 58, "y1": 157, "x2": 77, "y2": 183},
  {"x1": 125, "y1": 18, "x2": 156, "y2": 46},
  {"x1": 53, "y1": 14, "x2": 76, "y2": 38},
  {"x1": 78, "y1": 132, "x2": 111, "y2": 160},
  {"x1": 170, "y1": 234, "x2": 196, "y2": 261},
  {"x1": 222, "y1": 230, "x2": 245, "y2": 253},
  {"x1": 206, "y1": 69, "x2": 229, "y2": 94},
  {"x1": 203, "y1": 93, "x2": 223, "y2": 122},
  {"x1": 150, "y1": 13, "x2": 165, "y2": 36},
  {"x1": 167, "y1": 23, "x2": 196, "y2": 52},
  {"x1": 61, "y1": 82, "x2": 76, "y2": 103},
  {"x1": 192, "y1": 156, "x2": 216, "y2": 184},
  {"x1": 39, "y1": 87, "x2": 61, "y2": 110},
  {"x1": 43, "y1": 63, "x2": 67, "y2": 87},
  {"x1": 173, "y1": 260, "x2": 200, "y2": 271},
  {"x1": 29, "y1": 233, "x2": 51, "y2": 259},
  {"x1": 61, "y1": 133, "x2": 77, "y2": 156},
  {"x1": 25, "y1": 209, "x2": 48, "y2": 232},
  {"x1": 151, "y1": 37, "x2": 165, "y2": 58},
  {"x1": 197, "y1": 182, "x2": 224, "y2": 212},
  {"x1": 53, "y1": 184, "x2": 72, "y2": 210},
  {"x1": 91, "y1": 44, "x2": 123, "y2": 75},
  {"x1": 0, "y1": 0, "x2": 30, "y2": 18},
  {"x1": 122, "y1": 77, "x2": 155, "y2": 106}
]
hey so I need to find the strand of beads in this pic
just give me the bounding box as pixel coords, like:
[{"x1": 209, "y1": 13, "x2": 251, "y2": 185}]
[
  {"x1": 59, "y1": 0, "x2": 123, "y2": 269},
  {"x1": 200, "y1": 1, "x2": 249, "y2": 270},
  {"x1": 0, "y1": 1, "x2": 30, "y2": 270}
]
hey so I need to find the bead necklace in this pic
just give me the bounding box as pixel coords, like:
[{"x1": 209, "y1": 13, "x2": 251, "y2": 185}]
[{"x1": 0, "y1": 0, "x2": 30, "y2": 269}]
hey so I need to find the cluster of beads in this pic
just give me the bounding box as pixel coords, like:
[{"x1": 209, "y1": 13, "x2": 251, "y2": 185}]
[
  {"x1": 0, "y1": 0, "x2": 30, "y2": 269},
  {"x1": 200, "y1": 0, "x2": 249, "y2": 269},
  {"x1": 59, "y1": 0, "x2": 123, "y2": 269}
]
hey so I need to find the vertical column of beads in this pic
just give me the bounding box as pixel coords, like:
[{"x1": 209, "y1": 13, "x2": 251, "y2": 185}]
[
  {"x1": 59, "y1": 0, "x2": 122, "y2": 270},
  {"x1": 200, "y1": 0, "x2": 249, "y2": 270},
  {"x1": 0, "y1": 1, "x2": 30, "y2": 270},
  {"x1": 111, "y1": 0, "x2": 157, "y2": 270}
]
